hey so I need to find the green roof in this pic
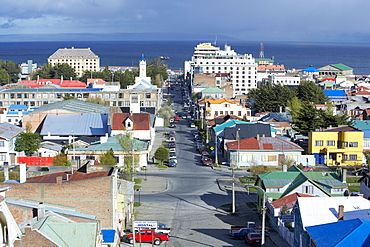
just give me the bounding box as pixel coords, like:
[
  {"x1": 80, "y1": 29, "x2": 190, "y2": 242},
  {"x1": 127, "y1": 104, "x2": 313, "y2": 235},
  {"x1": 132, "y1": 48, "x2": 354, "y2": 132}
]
[
  {"x1": 74, "y1": 134, "x2": 149, "y2": 152},
  {"x1": 331, "y1": 64, "x2": 352, "y2": 71},
  {"x1": 201, "y1": 87, "x2": 226, "y2": 93},
  {"x1": 31, "y1": 99, "x2": 111, "y2": 114}
]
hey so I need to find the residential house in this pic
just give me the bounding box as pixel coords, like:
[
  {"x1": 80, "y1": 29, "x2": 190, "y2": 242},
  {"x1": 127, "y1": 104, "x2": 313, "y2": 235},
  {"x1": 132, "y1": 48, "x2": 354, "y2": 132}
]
[
  {"x1": 197, "y1": 98, "x2": 251, "y2": 120},
  {"x1": 292, "y1": 197, "x2": 370, "y2": 247},
  {"x1": 352, "y1": 120, "x2": 370, "y2": 151},
  {"x1": 255, "y1": 166, "x2": 347, "y2": 201},
  {"x1": 111, "y1": 112, "x2": 153, "y2": 141},
  {"x1": 308, "y1": 125, "x2": 364, "y2": 166},
  {"x1": 226, "y1": 137, "x2": 304, "y2": 168},
  {"x1": 306, "y1": 218, "x2": 370, "y2": 247},
  {"x1": 200, "y1": 87, "x2": 227, "y2": 99},
  {"x1": 0, "y1": 122, "x2": 24, "y2": 166},
  {"x1": 67, "y1": 134, "x2": 150, "y2": 168},
  {"x1": 268, "y1": 74, "x2": 301, "y2": 86},
  {"x1": 257, "y1": 64, "x2": 285, "y2": 83},
  {"x1": 323, "y1": 90, "x2": 348, "y2": 105},
  {"x1": 258, "y1": 112, "x2": 293, "y2": 136},
  {"x1": 2, "y1": 104, "x2": 33, "y2": 126},
  {"x1": 359, "y1": 174, "x2": 370, "y2": 200},
  {"x1": 5, "y1": 164, "x2": 133, "y2": 239},
  {"x1": 208, "y1": 114, "x2": 243, "y2": 127}
]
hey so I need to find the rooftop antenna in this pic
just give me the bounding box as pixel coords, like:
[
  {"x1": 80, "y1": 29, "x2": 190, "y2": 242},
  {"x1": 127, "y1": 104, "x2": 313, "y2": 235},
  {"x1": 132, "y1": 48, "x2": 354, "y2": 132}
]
[
  {"x1": 259, "y1": 43, "x2": 265, "y2": 59},
  {"x1": 213, "y1": 35, "x2": 218, "y2": 46}
]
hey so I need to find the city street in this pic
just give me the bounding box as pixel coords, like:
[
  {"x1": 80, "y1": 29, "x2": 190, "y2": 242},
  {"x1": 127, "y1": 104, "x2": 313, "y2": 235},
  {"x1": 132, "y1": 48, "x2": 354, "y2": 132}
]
[{"x1": 124, "y1": 80, "x2": 280, "y2": 247}]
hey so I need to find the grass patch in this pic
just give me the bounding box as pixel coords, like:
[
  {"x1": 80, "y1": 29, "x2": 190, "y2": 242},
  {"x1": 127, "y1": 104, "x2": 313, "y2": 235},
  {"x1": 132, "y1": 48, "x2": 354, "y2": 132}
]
[
  {"x1": 134, "y1": 202, "x2": 142, "y2": 207},
  {"x1": 349, "y1": 185, "x2": 360, "y2": 193},
  {"x1": 155, "y1": 164, "x2": 168, "y2": 169},
  {"x1": 347, "y1": 177, "x2": 360, "y2": 183},
  {"x1": 134, "y1": 178, "x2": 142, "y2": 184},
  {"x1": 246, "y1": 202, "x2": 257, "y2": 208},
  {"x1": 134, "y1": 185, "x2": 141, "y2": 190},
  {"x1": 240, "y1": 177, "x2": 255, "y2": 184}
]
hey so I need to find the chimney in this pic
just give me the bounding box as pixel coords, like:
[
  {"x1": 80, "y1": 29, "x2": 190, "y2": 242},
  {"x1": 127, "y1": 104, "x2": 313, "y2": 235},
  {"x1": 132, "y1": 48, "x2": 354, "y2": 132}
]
[
  {"x1": 342, "y1": 168, "x2": 347, "y2": 183},
  {"x1": 56, "y1": 176, "x2": 62, "y2": 185},
  {"x1": 37, "y1": 202, "x2": 45, "y2": 220},
  {"x1": 19, "y1": 162, "x2": 27, "y2": 183},
  {"x1": 338, "y1": 205, "x2": 344, "y2": 221},
  {"x1": 256, "y1": 134, "x2": 260, "y2": 140},
  {"x1": 60, "y1": 75, "x2": 63, "y2": 84},
  {"x1": 282, "y1": 165, "x2": 287, "y2": 172},
  {"x1": 100, "y1": 134, "x2": 108, "y2": 144}
]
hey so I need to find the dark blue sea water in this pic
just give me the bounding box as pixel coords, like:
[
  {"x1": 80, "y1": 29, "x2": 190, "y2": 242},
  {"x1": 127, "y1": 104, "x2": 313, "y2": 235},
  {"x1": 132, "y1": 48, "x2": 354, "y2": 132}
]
[{"x1": 0, "y1": 41, "x2": 370, "y2": 75}]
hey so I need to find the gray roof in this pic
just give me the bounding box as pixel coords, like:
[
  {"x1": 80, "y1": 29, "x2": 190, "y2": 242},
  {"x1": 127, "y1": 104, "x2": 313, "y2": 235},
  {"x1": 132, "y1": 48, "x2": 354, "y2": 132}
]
[
  {"x1": 0, "y1": 122, "x2": 24, "y2": 140},
  {"x1": 49, "y1": 47, "x2": 99, "y2": 59},
  {"x1": 40, "y1": 113, "x2": 109, "y2": 136},
  {"x1": 223, "y1": 123, "x2": 272, "y2": 140},
  {"x1": 31, "y1": 99, "x2": 110, "y2": 114}
]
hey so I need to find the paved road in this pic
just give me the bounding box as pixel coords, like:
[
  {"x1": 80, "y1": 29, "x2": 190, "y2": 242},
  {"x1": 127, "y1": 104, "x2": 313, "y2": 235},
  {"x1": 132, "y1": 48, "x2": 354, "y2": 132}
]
[{"x1": 123, "y1": 81, "x2": 287, "y2": 247}]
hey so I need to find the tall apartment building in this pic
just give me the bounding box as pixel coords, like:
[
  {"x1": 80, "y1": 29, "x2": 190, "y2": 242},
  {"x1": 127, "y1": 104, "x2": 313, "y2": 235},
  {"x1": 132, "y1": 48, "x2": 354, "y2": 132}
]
[
  {"x1": 48, "y1": 47, "x2": 100, "y2": 76},
  {"x1": 185, "y1": 43, "x2": 257, "y2": 97}
]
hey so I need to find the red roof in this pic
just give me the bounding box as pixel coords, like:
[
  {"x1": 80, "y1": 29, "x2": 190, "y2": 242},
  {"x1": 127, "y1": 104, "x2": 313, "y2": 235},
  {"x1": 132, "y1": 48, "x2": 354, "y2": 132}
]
[
  {"x1": 226, "y1": 137, "x2": 303, "y2": 151},
  {"x1": 270, "y1": 193, "x2": 314, "y2": 209},
  {"x1": 111, "y1": 113, "x2": 150, "y2": 130},
  {"x1": 25, "y1": 169, "x2": 113, "y2": 183},
  {"x1": 18, "y1": 79, "x2": 87, "y2": 88}
]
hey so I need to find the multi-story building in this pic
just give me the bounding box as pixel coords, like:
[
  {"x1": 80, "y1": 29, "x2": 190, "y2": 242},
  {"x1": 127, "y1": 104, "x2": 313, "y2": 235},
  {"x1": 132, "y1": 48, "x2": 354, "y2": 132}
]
[
  {"x1": 185, "y1": 43, "x2": 257, "y2": 97},
  {"x1": 48, "y1": 47, "x2": 100, "y2": 77},
  {"x1": 197, "y1": 98, "x2": 251, "y2": 120},
  {"x1": 308, "y1": 125, "x2": 364, "y2": 166}
]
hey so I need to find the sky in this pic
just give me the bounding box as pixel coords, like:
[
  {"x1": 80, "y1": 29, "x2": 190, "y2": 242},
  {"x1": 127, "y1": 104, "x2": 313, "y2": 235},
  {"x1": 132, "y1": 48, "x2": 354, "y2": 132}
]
[{"x1": 1, "y1": 0, "x2": 369, "y2": 43}]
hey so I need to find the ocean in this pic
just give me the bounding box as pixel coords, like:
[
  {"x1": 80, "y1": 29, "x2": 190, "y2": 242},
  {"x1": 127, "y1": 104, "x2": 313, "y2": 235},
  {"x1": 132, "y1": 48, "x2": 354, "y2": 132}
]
[{"x1": 0, "y1": 41, "x2": 370, "y2": 75}]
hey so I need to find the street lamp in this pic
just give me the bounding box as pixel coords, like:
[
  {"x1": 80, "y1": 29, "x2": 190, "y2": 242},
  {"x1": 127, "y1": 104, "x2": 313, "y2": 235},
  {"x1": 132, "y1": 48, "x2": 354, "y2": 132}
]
[{"x1": 254, "y1": 186, "x2": 267, "y2": 246}]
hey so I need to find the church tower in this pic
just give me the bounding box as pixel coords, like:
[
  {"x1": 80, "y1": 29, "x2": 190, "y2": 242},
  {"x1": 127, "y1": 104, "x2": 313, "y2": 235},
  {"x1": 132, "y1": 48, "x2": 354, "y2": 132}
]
[{"x1": 139, "y1": 54, "x2": 146, "y2": 78}]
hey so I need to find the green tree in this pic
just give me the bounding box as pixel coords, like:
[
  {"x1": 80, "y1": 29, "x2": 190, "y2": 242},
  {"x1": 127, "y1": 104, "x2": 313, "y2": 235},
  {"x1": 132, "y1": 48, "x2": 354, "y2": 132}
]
[
  {"x1": 158, "y1": 106, "x2": 175, "y2": 129},
  {"x1": 248, "y1": 82, "x2": 293, "y2": 113},
  {"x1": 62, "y1": 94, "x2": 78, "y2": 100},
  {"x1": 154, "y1": 146, "x2": 169, "y2": 165},
  {"x1": 0, "y1": 60, "x2": 20, "y2": 83},
  {"x1": 52, "y1": 154, "x2": 71, "y2": 166},
  {"x1": 33, "y1": 63, "x2": 77, "y2": 80},
  {"x1": 15, "y1": 132, "x2": 42, "y2": 156},
  {"x1": 295, "y1": 81, "x2": 328, "y2": 104},
  {"x1": 286, "y1": 96, "x2": 302, "y2": 120},
  {"x1": 85, "y1": 96, "x2": 110, "y2": 105},
  {"x1": 292, "y1": 101, "x2": 322, "y2": 135},
  {"x1": 147, "y1": 57, "x2": 168, "y2": 87},
  {"x1": 99, "y1": 149, "x2": 117, "y2": 166}
]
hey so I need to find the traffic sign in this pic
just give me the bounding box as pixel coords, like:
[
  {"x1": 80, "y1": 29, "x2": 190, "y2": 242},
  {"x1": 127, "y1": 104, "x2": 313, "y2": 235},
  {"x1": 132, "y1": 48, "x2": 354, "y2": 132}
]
[{"x1": 134, "y1": 221, "x2": 158, "y2": 228}]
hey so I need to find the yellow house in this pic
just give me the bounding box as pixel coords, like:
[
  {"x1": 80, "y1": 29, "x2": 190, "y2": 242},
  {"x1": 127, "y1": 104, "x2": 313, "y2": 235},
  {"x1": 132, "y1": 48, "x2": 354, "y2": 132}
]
[{"x1": 308, "y1": 126, "x2": 364, "y2": 166}]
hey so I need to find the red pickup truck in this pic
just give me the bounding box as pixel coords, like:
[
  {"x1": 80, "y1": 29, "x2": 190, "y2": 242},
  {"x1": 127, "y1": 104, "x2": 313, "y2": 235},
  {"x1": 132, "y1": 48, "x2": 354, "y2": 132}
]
[{"x1": 125, "y1": 229, "x2": 169, "y2": 245}]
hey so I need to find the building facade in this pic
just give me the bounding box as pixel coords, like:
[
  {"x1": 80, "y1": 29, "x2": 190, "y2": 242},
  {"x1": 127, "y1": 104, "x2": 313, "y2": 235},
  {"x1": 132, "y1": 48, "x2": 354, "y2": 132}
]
[
  {"x1": 185, "y1": 43, "x2": 257, "y2": 97},
  {"x1": 48, "y1": 47, "x2": 100, "y2": 76}
]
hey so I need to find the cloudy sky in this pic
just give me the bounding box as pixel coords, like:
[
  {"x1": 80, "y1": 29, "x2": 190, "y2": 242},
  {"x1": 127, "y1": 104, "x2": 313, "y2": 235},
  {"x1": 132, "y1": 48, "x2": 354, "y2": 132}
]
[{"x1": 0, "y1": 0, "x2": 369, "y2": 42}]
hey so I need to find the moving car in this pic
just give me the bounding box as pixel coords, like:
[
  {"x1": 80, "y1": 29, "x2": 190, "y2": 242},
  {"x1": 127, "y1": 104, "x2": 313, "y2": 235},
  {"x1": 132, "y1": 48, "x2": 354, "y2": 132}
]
[
  {"x1": 231, "y1": 228, "x2": 256, "y2": 240},
  {"x1": 244, "y1": 232, "x2": 262, "y2": 245}
]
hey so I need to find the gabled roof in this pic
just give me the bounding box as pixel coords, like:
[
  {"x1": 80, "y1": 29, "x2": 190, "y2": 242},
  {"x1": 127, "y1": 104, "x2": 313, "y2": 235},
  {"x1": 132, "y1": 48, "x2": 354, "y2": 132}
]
[
  {"x1": 226, "y1": 137, "x2": 303, "y2": 152},
  {"x1": 306, "y1": 218, "x2": 370, "y2": 247},
  {"x1": 331, "y1": 63, "x2": 353, "y2": 71},
  {"x1": 111, "y1": 113, "x2": 150, "y2": 130},
  {"x1": 223, "y1": 123, "x2": 272, "y2": 140},
  {"x1": 352, "y1": 120, "x2": 370, "y2": 130},
  {"x1": 270, "y1": 192, "x2": 314, "y2": 209},
  {"x1": 30, "y1": 99, "x2": 110, "y2": 114},
  {"x1": 213, "y1": 119, "x2": 252, "y2": 135},
  {"x1": 323, "y1": 90, "x2": 347, "y2": 99},
  {"x1": 0, "y1": 122, "x2": 24, "y2": 140},
  {"x1": 40, "y1": 113, "x2": 109, "y2": 136},
  {"x1": 49, "y1": 47, "x2": 99, "y2": 59},
  {"x1": 259, "y1": 112, "x2": 292, "y2": 123},
  {"x1": 24, "y1": 168, "x2": 113, "y2": 183}
]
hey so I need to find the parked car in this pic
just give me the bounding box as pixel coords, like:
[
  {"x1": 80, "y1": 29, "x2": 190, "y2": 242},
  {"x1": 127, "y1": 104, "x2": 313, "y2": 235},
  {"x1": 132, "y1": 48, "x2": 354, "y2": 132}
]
[
  {"x1": 169, "y1": 148, "x2": 176, "y2": 153},
  {"x1": 169, "y1": 123, "x2": 176, "y2": 128},
  {"x1": 202, "y1": 158, "x2": 213, "y2": 166},
  {"x1": 201, "y1": 151, "x2": 209, "y2": 156},
  {"x1": 170, "y1": 153, "x2": 176, "y2": 159},
  {"x1": 125, "y1": 229, "x2": 169, "y2": 245},
  {"x1": 174, "y1": 116, "x2": 180, "y2": 121},
  {"x1": 168, "y1": 160, "x2": 177, "y2": 167},
  {"x1": 189, "y1": 122, "x2": 195, "y2": 128},
  {"x1": 244, "y1": 232, "x2": 262, "y2": 245},
  {"x1": 168, "y1": 143, "x2": 176, "y2": 148},
  {"x1": 231, "y1": 228, "x2": 256, "y2": 240}
]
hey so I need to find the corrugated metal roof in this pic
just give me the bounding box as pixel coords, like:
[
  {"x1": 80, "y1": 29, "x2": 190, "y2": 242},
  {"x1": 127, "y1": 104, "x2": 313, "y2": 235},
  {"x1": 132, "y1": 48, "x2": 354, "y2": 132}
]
[
  {"x1": 40, "y1": 113, "x2": 108, "y2": 136},
  {"x1": 263, "y1": 179, "x2": 293, "y2": 188},
  {"x1": 30, "y1": 99, "x2": 110, "y2": 114},
  {"x1": 0, "y1": 122, "x2": 24, "y2": 140},
  {"x1": 307, "y1": 218, "x2": 370, "y2": 247},
  {"x1": 25, "y1": 169, "x2": 113, "y2": 183},
  {"x1": 49, "y1": 47, "x2": 99, "y2": 59}
]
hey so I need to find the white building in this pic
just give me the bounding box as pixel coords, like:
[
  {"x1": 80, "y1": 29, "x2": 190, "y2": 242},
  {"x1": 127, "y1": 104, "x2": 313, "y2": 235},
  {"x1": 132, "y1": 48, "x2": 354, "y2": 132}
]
[
  {"x1": 185, "y1": 43, "x2": 257, "y2": 97},
  {"x1": 268, "y1": 74, "x2": 301, "y2": 86},
  {"x1": 48, "y1": 47, "x2": 100, "y2": 77}
]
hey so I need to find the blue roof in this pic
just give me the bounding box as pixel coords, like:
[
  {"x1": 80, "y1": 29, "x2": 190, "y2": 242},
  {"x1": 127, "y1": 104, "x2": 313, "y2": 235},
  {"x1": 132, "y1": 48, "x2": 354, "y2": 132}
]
[
  {"x1": 40, "y1": 113, "x2": 109, "y2": 136},
  {"x1": 323, "y1": 90, "x2": 347, "y2": 99},
  {"x1": 302, "y1": 67, "x2": 319, "y2": 72},
  {"x1": 213, "y1": 119, "x2": 252, "y2": 135},
  {"x1": 101, "y1": 229, "x2": 116, "y2": 243},
  {"x1": 306, "y1": 218, "x2": 370, "y2": 247},
  {"x1": 8, "y1": 104, "x2": 28, "y2": 110}
]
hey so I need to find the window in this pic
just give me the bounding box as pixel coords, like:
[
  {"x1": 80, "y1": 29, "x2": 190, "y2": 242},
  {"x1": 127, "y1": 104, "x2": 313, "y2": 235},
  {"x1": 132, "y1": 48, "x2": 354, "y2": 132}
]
[
  {"x1": 327, "y1": 140, "x2": 335, "y2": 146},
  {"x1": 0, "y1": 154, "x2": 5, "y2": 161},
  {"x1": 241, "y1": 154, "x2": 253, "y2": 161},
  {"x1": 146, "y1": 93, "x2": 151, "y2": 99},
  {"x1": 315, "y1": 140, "x2": 323, "y2": 146},
  {"x1": 349, "y1": 142, "x2": 358, "y2": 147},
  {"x1": 238, "y1": 111, "x2": 242, "y2": 116},
  {"x1": 0, "y1": 141, "x2": 5, "y2": 147},
  {"x1": 344, "y1": 154, "x2": 357, "y2": 160},
  {"x1": 302, "y1": 185, "x2": 314, "y2": 194},
  {"x1": 261, "y1": 155, "x2": 277, "y2": 161}
]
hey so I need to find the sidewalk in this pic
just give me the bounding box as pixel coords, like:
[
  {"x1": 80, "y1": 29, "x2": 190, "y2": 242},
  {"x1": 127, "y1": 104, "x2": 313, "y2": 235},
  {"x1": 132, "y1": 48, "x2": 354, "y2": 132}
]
[{"x1": 217, "y1": 178, "x2": 290, "y2": 247}]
